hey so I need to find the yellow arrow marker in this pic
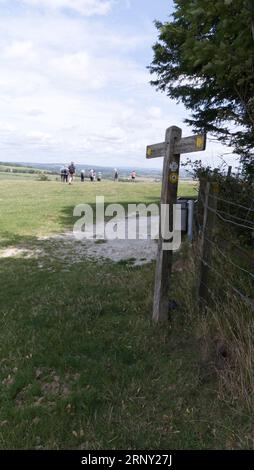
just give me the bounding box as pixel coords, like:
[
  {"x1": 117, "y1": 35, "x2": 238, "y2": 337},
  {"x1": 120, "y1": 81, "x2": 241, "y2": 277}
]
[{"x1": 196, "y1": 135, "x2": 204, "y2": 149}]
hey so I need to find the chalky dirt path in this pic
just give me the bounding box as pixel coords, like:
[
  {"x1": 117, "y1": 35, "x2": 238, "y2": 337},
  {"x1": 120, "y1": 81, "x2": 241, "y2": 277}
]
[{"x1": 0, "y1": 215, "x2": 159, "y2": 267}]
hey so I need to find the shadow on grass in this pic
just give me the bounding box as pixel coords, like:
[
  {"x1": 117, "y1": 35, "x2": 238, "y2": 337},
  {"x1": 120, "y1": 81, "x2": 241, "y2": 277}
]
[
  {"x1": 0, "y1": 231, "x2": 43, "y2": 249},
  {"x1": 57, "y1": 197, "x2": 161, "y2": 232}
]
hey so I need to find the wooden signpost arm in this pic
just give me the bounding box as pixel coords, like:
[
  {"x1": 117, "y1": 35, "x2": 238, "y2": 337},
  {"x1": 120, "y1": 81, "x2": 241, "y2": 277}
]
[{"x1": 153, "y1": 126, "x2": 182, "y2": 323}]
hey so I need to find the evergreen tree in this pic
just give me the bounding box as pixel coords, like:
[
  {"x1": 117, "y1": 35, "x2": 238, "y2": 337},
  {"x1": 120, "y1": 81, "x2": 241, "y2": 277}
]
[{"x1": 149, "y1": 0, "x2": 254, "y2": 175}]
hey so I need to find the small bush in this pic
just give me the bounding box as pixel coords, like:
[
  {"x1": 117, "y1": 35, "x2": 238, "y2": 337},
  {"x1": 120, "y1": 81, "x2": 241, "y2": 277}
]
[{"x1": 38, "y1": 174, "x2": 49, "y2": 181}]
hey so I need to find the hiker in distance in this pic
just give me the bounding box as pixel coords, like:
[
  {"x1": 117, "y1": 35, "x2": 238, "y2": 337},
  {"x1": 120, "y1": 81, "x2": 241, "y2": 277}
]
[
  {"x1": 60, "y1": 166, "x2": 65, "y2": 182},
  {"x1": 131, "y1": 170, "x2": 136, "y2": 182},
  {"x1": 68, "y1": 162, "x2": 76, "y2": 184},
  {"x1": 63, "y1": 166, "x2": 68, "y2": 183},
  {"x1": 89, "y1": 169, "x2": 95, "y2": 181},
  {"x1": 114, "y1": 168, "x2": 118, "y2": 181},
  {"x1": 80, "y1": 169, "x2": 85, "y2": 182}
]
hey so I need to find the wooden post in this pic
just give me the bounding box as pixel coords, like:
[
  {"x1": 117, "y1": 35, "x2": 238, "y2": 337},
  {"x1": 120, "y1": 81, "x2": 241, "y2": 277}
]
[
  {"x1": 227, "y1": 166, "x2": 232, "y2": 178},
  {"x1": 197, "y1": 177, "x2": 206, "y2": 230},
  {"x1": 198, "y1": 181, "x2": 219, "y2": 310},
  {"x1": 146, "y1": 128, "x2": 206, "y2": 322},
  {"x1": 153, "y1": 126, "x2": 182, "y2": 323}
]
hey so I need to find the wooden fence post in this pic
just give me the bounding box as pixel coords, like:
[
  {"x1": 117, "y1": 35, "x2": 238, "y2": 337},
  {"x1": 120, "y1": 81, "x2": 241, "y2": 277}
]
[
  {"x1": 198, "y1": 181, "x2": 219, "y2": 310},
  {"x1": 197, "y1": 177, "x2": 206, "y2": 230}
]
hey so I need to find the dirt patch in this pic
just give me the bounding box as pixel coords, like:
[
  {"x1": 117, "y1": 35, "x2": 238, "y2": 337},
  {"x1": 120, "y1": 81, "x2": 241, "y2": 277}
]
[
  {"x1": 1, "y1": 215, "x2": 160, "y2": 266},
  {"x1": 39, "y1": 223, "x2": 158, "y2": 266},
  {"x1": 44, "y1": 234, "x2": 158, "y2": 266},
  {"x1": 0, "y1": 247, "x2": 44, "y2": 259},
  {"x1": 14, "y1": 369, "x2": 80, "y2": 408}
]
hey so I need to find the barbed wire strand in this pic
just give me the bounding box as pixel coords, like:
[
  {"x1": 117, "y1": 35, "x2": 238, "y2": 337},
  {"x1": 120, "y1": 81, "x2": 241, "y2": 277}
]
[
  {"x1": 230, "y1": 242, "x2": 254, "y2": 261},
  {"x1": 198, "y1": 193, "x2": 254, "y2": 230},
  {"x1": 193, "y1": 190, "x2": 254, "y2": 308},
  {"x1": 215, "y1": 208, "x2": 254, "y2": 231},
  {"x1": 204, "y1": 236, "x2": 254, "y2": 279},
  {"x1": 194, "y1": 211, "x2": 254, "y2": 270},
  {"x1": 198, "y1": 256, "x2": 254, "y2": 310},
  {"x1": 208, "y1": 193, "x2": 254, "y2": 212},
  {"x1": 216, "y1": 209, "x2": 254, "y2": 227},
  {"x1": 244, "y1": 199, "x2": 254, "y2": 222},
  {"x1": 196, "y1": 186, "x2": 254, "y2": 212}
]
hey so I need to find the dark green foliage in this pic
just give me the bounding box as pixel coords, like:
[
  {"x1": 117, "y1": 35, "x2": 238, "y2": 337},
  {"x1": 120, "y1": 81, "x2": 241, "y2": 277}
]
[
  {"x1": 149, "y1": 0, "x2": 254, "y2": 173},
  {"x1": 190, "y1": 160, "x2": 254, "y2": 244}
]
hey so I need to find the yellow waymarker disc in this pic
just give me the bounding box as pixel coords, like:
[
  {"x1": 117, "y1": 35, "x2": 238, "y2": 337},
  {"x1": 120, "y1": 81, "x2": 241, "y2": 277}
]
[
  {"x1": 169, "y1": 172, "x2": 178, "y2": 184},
  {"x1": 147, "y1": 147, "x2": 153, "y2": 156}
]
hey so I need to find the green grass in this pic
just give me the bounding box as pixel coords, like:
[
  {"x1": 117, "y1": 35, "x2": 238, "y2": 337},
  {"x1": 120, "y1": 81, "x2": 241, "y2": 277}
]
[
  {"x1": 0, "y1": 172, "x2": 58, "y2": 182},
  {"x1": 0, "y1": 178, "x2": 197, "y2": 246},
  {"x1": 0, "y1": 176, "x2": 252, "y2": 449}
]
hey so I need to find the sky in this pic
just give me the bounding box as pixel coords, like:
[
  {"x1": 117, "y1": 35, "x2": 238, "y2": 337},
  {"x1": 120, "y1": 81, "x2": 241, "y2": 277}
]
[{"x1": 0, "y1": 0, "x2": 238, "y2": 170}]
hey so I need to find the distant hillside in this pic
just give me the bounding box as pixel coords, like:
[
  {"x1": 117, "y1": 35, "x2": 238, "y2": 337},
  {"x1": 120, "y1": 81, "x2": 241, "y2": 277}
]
[
  {"x1": 0, "y1": 162, "x2": 51, "y2": 175},
  {"x1": 0, "y1": 161, "x2": 193, "y2": 180}
]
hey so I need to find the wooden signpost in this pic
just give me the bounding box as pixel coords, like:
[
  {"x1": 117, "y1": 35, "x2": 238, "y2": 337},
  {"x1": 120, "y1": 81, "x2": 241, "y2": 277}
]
[{"x1": 146, "y1": 126, "x2": 206, "y2": 323}]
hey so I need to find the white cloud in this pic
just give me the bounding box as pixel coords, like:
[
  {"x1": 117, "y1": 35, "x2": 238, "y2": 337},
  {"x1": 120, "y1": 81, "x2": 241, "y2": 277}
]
[
  {"x1": 148, "y1": 106, "x2": 162, "y2": 119},
  {"x1": 2, "y1": 40, "x2": 36, "y2": 61},
  {"x1": 0, "y1": 4, "x2": 235, "y2": 169},
  {"x1": 19, "y1": 0, "x2": 113, "y2": 16},
  {"x1": 50, "y1": 51, "x2": 107, "y2": 90}
]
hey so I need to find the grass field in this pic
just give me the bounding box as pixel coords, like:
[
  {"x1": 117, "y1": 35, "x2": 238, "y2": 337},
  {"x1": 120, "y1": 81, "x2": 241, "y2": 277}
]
[
  {"x1": 0, "y1": 176, "x2": 252, "y2": 449},
  {"x1": 0, "y1": 172, "x2": 57, "y2": 182},
  {"x1": 0, "y1": 179, "x2": 197, "y2": 246}
]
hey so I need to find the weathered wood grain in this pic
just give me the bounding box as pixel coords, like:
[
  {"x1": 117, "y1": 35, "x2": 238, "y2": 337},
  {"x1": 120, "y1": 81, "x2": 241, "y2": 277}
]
[
  {"x1": 152, "y1": 126, "x2": 182, "y2": 323},
  {"x1": 146, "y1": 134, "x2": 206, "y2": 159}
]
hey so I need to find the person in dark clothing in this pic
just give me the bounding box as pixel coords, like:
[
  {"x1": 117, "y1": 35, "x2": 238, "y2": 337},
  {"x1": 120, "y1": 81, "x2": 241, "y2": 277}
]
[
  {"x1": 63, "y1": 166, "x2": 68, "y2": 183},
  {"x1": 60, "y1": 166, "x2": 65, "y2": 182},
  {"x1": 80, "y1": 169, "x2": 85, "y2": 182},
  {"x1": 68, "y1": 162, "x2": 76, "y2": 184}
]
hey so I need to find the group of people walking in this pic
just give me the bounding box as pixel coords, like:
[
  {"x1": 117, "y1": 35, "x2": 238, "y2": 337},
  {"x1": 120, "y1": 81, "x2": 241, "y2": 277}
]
[
  {"x1": 60, "y1": 164, "x2": 137, "y2": 184},
  {"x1": 60, "y1": 162, "x2": 76, "y2": 184},
  {"x1": 88, "y1": 169, "x2": 102, "y2": 182},
  {"x1": 113, "y1": 169, "x2": 136, "y2": 181}
]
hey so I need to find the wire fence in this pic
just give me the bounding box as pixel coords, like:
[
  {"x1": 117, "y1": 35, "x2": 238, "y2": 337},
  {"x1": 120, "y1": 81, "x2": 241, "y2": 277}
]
[{"x1": 193, "y1": 181, "x2": 254, "y2": 311}]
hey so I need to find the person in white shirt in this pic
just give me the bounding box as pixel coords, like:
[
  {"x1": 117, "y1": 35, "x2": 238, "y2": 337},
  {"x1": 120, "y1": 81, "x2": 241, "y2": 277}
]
[
  {"x1": 89, "y1": 169, "x2": 94, "y2": 182},
  {"x1": 131, "y1": 170, "x2": 136, "y2": 182}
]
